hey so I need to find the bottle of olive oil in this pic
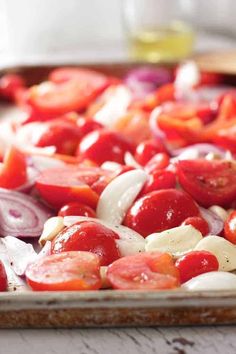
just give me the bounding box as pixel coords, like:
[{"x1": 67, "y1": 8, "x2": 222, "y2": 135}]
[{"x1": 128, "y1": 21, "x2": 194, "y2": 63}]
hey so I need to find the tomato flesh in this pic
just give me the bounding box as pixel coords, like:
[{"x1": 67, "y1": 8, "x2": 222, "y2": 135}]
[
  {"x1": 51, "y1": 221, "x2": 121, "y2": 266},
  {"x1": 177, "y1": 159, "x2": 236, "y2": 208},
  {"x1": 107, "y1": 252, "x2": 180, "y2": 290},
  {"x1": 0, "y1": 146, "x2": 27, "y2": 189},
  {"x1": 182, "y1": 216, "x2": 209, "y2": 236},
  {"x1": 224, "y1": 211, "x2": 236, "y2": 244},
  {"x1": 0, "y1": 261, "x2": 7, "y2": 291},
  {"x1": 0, "y1": 74, "x2": 25, "y2": 100},
  {"x1": 142, "y1": 170, "x2": 176, "y2": 195},
  {"x1": 58, "y1": 202, "x2": 96, "y2": 218},
  {"x1": 175, "y1": 251, "x2": 219, "y2": 284},
  {"x1": 26, "y1": 251, "x2": 101, "y2": 291},
  {"x1": 124, "y1": 189, "x2": 199, "y2": 237},
  {"x1": 134, "y1": 139, "x2": 167, "y2": 166}
]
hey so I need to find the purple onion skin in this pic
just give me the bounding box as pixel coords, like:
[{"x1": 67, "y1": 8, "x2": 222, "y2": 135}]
[
  {"x1": 199, "y1": 207, "x2": 224, "y2": 236},
  {"x1": 0, "y1": 188, "x2": 53, "y2": 238}
]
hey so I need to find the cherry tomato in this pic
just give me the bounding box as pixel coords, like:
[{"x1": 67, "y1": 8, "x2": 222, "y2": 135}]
[
  {"x1": 175, "y1": 251, "x2": 219, "y2": 284},
  {"x1": 26, "y1": 251, "x2": 101, "y2": 291},
  {"x1": 114, "y1": 110, "x2": 152, "y2": 145},
  {"x1": 0, "y1": 146, "x2": 27, "y2": 189},
  {"x1": 142, "y1": 170, "x2": 176, "y2": 195},
  {"x1": 0, "y1": 261, "x2": 7, "y2": 291},
  {"x1": 144, "y1": 152, "x2": 170, "y2": 173},
  {"x1": 36, "y1": 166, "x2": 113, "y2": 208},
  {"x1": 51, "y1": 221, "x2": 121, "y2": 266},
  {"x1": 76, "y1": 117, "x2": 103, "y2": 137},
  {"x1": 107, "y1": 251, "x2": 180, "y2": 290},
  {"x1": 0, "y1": 74, "x2": 25, "y2": 100},
  {"x1": 58, "y1": 202, "x2": 96, "y2": 218},
  {"x1": 134, "y1": 139, "x2": 167, "y2": 166},
  {"x1": 34, "y1": 118, "x2": 81, "y2": 155},
  {"x1": 77, "y1": 130, "x2": 134, "y2": 165},
  {"x1": 224, "y1": 210, "x2": 236, "y2": 244},
  {"x1": 124, "y1": 189, "x2": 199, "y2": 237},
  {"x1": 29, "y1": 69, "x2": 108, "y2": 115},
  {"x1": 182, "y1": 216, "x2": 209, "y2": 236},
  {"x1": 177, "y1": 159, "x2": 236, "y2": 208}
]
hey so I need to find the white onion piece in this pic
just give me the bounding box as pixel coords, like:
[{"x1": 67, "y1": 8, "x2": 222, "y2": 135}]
[
  {"x1": 1, "y1": 236, "x2": 37, "y2": 276},
  {"x1": 194, "y1": 236, "x2": 236, "y2": 271},
  {"x1": 31, "y1": 155, "x2": 65, "y2": 172},
  {"x1": 209, "y1": 205, "x2": 228, "y2": 222},
  {"x1": 171, "y1": 144, "x2": 226, "y2": 159},
  {"x1": 145, "y1": 225, "x2": 202, "y2": 257},
  {"x1": 149, "y1": 106, "x2": 166, "y2": 140},
  {"x1": 182, "y1": 271, "x2": 236, "y2": 291},
  {"x1": 63, "y1": 216, "x2": 145, "y2": 256},
  {"x1": 124, "y1": 152, "x2": 142, "y2": 169},
  {"x1": 36, "y1": 240, "x2": 52, "y2": 260},
  {"x1": 199, "y1": 207, "x2": 224, "y2": 235},
  {"x1": 100, "y1": 161, "x2": 121, "y2": 171},
  {"x1": 94, "y1": 85, "x2": 131, "y2": 127},
  {"x1": 96, "y1": 169, "x2": 147, "y2": 225},
  {"x1": 175, "y1": 61, "x2": 200, "y2": 92}
]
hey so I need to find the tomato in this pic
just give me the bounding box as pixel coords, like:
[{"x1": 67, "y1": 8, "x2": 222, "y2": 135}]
[
  {"x1": 124, "y1": 189, "x2": 199, "y2": 237},
  {"x1": 76, "y1": 117, "x2": 103, "y2": 137},
  {"x1": 26, "y1": 251, "x2": 101, "y2": 291},
  {"x1": 175, "y1": 251, "x2": 219, "y2": 284},
  {"x1": 113, "y1": 165, "x2": 135, "y2": 177},
  {"x1": 107, "y1": 252, "x2": 179, "y2": 290},
  {"x1": 134, "y1": 139, "x2": 167, "y2": 166},
  {"x1": 51, "y1": 221, "x2": 121, "y2": 266},
  {"x1": 224, "y1": 210, "x2": 236, "y2": 244},
  {"x1": 142, "y1": 170, "x2": 176, "y2": 195},
  {"x1": 177, "y1": 159, "x2": 236, "y2": 207},
  {"x1": 0, "y1": 146, "x2": 27, "y2": 189},
  {"x1": 142, "y1": 83, "x2": 176, "y2": 111},
  {"x1": 0, "y1": 261, "x2": 7, "y2": 291},
  {"x1": 182, "y1": 216, "x2": 209, "y2": 236},
  {"x1": 36, "y1": 166, "x2": 114, "y2": 208},
  {"x1": 33, "y1": 118, "x2": 81, "y2": 155},
  {"x1": 49, "y1": 67, "x2": 107, "y2": 86},
  {"x1": 29, "y1": 69, "x2": 108, "y2": 115},
  {"x1": 144, "y1": 152, "x2": 170, "y2": 173},
  {"x1": 0, "y1": 74, "x2": 25, "y2": 100},
  {"x1": 58, "y1": 202, "x2": 96, "y2": 218},
  {"x1": 114, "y1": 110, "x2": 152, "y2": 145},
  {"x1": 77, "y1": 130, "x2": 134, "y2": 165}
]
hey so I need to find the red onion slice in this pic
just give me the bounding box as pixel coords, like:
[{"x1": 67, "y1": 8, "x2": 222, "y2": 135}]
[
  {"x1": 199, "y1": 207, "x2": 224, "y2": 235},
  {"x1": 171, "y1": 144, "x2": 226, "y2": 159},
  {"x1": 0, "y1": 188, "x2": 52, "y2": 237}
]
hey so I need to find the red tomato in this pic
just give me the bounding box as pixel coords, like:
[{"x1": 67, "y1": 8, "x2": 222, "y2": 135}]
[
  {"x1": 124, "y1": 189, "x2": 199, "y2": 237},
  {"x1": 76, "y1": 117, "x2": 103, "y2": 137},
  {"x1": 34, "y1": 118, "x2": 81, "y2": 155},
  {"x1": 107, "y1": 252, "x2": 179, "y2": 290},
  {"x1": 0, "y1": 74, "x2": 25, "y2": 100},
  {"x1": 29, "y1": 69, "x2": 108, "y2": 115},
  {"x1": 0, "y1": 261, "x2": 7, "y2": 291},
  {"x1": 36, "y1": 166, "x2": 113, "y2": 208},
  {"x1": 142, "y1": 170, "x2": 176, "y2": 195},
  {"x1": 0, "y1": 146, "x2": 27, "y2": 189},
  {"x1": 177, "y1": 159, "x2": 236, "y2": 207},
  {"x1": 144, "y1": 152, "x2": 170, "y2": 173},
  {"x1": 143, "y1": 83, "x2": 176, "y2": 111},
  {"x1": 134, "y1": 139, "x2": 167, "y2": 166},
  {"x1": 224, "y1": 210, "x2": 236, "y2": 244},
  {"x1": 58, "y1": 202, "x2": 96, "y2": 218},
  {"x1": 26, "y1": 251, "x2": 101, "y2": 291},
  {"x1": 113, "y1": 165, "x2": 135, "y2": 177},
  {"x1": 51, "y1": 221, "x2": 121, "y2": 266},
  {"x1": 175, "y1": 251, "x2": 219, "y2": 284},
  {"x1": 77, "y1": 130, "x2": 134, "y2": 165},
  {"x1": 114, "y1": 110, "x2": 152, "y2": 145},
  {"x1": 182, "y1": 216, "x2": 209, "y2": 236},
  {"x1": 49, "y1": 67, "x2": 107, "y2": 86}
]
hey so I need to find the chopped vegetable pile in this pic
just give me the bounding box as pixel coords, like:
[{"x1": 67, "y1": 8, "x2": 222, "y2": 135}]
[{"x1": 0, "y1": 62, "x2": 236, "y2": 292}]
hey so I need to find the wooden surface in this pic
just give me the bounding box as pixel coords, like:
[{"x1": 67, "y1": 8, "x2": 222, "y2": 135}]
[{"x1": 0, "y1": 326, "x2": 235, "y2": 354}]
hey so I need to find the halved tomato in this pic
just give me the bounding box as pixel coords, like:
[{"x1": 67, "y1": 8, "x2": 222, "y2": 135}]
[
  {"x1": 107, "y1": 252, "x2": 180, "y2": 290},
  {"x1": 36, "y1": 166, "x2": 113, "y2": 209},
  {"x1": 177, "y1": 159, "x2": 236, "y2": 207},
  {"x1": 26, "y1": 251, "x2": 102, "y2": 291},
  {"x1": 0, "y1": 146, "x2": 27, "y2": 189},
  {"x1": 29, "y1": 69, "x2": 108, "y2": 115}
]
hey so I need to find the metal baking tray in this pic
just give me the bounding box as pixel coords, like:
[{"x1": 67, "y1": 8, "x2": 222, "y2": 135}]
[{"x1": 0, "y1": 63, "x2": 236, "y2": 328}]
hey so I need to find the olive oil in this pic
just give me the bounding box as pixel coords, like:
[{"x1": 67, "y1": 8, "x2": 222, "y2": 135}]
[{"x1": 128, "y1": 22, "x2": 194, "y2": 63}]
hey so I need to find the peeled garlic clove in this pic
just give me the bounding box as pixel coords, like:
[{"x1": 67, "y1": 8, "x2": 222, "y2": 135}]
[
  {"x1": 145, "y1": 225, "x2": 202, "y2": 257},
  {"x1": 39, "y1": 216, "x2": 64, "y2": 246},
  {"x1": 96, "y1": 169, "x2": 147, "y2": 225},
  {"x1": 194, "y1": 235, "x2": 236, "y2": 271},
  {"x1": 182, "y1": 271, "x2": 236, "y2": 291}
]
